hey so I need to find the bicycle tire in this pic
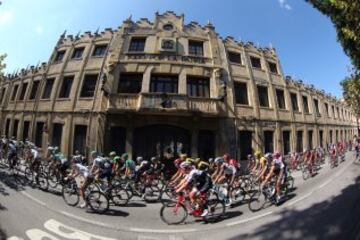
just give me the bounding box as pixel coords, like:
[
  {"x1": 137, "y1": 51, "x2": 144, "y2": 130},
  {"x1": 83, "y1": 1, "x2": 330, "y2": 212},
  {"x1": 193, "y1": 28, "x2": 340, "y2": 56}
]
[
  {"x1": 48, "y1": 172, "x2": 59, "y2": 189},
  {"x1": 248, "y1": 190, "x2": 267, "y2": 212},
  {"x1": 159, "y1": 186, "x2": 177, "y2": 205},
  {"x1": 87, "y1": 191, "x2": 109, "y2": 214},
  {"x1": 160, "y1": 201, "x2": 187, "y2": 225},
  {"x1": 111, "y1": 186, "x2": 130, "y2": 206},
  {"x1": 205, "y1": 198, "x2": 226, "y2": 222},
  {"x1": 38, "y1": 173, "x2": 49, "y2": 191},
  {"x1": 62, "y1": 181, "x2": 80, "y2": 206},
  {"x1": 144, "y1": 185, "x2": 161, "y2": 202},
  {"x1": 24, "y1": 167, "x2": 33, "y2": 183}
]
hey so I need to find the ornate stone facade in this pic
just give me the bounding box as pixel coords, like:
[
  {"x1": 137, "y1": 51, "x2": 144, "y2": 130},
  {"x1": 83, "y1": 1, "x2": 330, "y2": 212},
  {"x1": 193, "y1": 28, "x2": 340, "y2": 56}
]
[{"x1": 0, "y1": 12, "x2": 357, "y2": 160}]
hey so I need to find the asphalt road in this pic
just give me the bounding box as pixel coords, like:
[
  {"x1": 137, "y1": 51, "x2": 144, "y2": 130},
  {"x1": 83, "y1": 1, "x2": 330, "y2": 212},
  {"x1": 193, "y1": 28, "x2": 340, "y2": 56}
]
[{"x1": 0, "y1": 153, "x2": 359, "y2": 240}]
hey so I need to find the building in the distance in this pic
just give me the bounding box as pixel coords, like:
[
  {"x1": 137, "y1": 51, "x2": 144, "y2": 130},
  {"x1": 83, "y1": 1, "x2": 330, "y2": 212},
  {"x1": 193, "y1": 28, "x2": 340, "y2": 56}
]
[{"x1": 0, "y1": 11, "x2": 357, "y2": 163}]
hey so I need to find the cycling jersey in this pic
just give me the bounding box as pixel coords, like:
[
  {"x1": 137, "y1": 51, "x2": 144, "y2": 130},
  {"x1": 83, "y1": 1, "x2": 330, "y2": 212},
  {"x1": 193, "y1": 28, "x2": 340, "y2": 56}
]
[
  {"x1": 54, "y1": 153, "x2": 68, "y2": 165},
  {"x1": 223, "y1": 163, "x2": 236, "y2": 175},
  {"x1": 125, "y1": 159, "x2": 136, "y2": 170},
  {"x1": 260, "y1": 157, "x2": 267, "y2": 168},
  {"x1": 273, "y1": 157, "x2": 285, "y2": 170},
  {"x1": 186, "y1": 169, "x2": 212, "y2": 193},
  {"x1": 75, "y1": 163, "x2": 90, "y2": 178},
  {"x1": 30, "y1": 149, "x2": 40, "y2": 160}
]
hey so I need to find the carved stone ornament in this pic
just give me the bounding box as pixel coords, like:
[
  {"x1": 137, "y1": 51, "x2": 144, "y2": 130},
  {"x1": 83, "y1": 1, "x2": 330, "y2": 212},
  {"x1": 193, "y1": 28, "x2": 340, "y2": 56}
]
[{"x1": 161, "y1": 39, "x2": 175, "y2": 50}]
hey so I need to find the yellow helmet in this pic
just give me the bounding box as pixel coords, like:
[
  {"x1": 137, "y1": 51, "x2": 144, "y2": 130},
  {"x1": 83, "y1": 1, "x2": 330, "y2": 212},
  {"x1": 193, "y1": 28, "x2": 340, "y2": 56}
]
[{"x1": 254, "y1": 150, "x2": 262, "y2": 158}]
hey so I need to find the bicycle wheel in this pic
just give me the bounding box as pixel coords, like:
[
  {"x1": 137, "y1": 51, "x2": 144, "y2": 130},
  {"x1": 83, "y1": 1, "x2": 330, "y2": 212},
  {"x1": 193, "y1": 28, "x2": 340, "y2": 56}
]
[
  {"x1": 48, "y1": 172, "x2": 59, "y2": 189},
  {"x1": 160, "y1": 186, "x2": 176, "y2": 205},
  {"x1": 111, "y1": 186, "x2": 130, "y2": 206},
  {"x1": 302, "y1": 166, "x2": 310, "y2": 180},
  {"x1": 160, "y1": 201, "x2": 187, "y2": 225},
  {"x1": 38, "y1": 173, "x2": 49, "y2": 191},
  {"x1": 287, "y1": 176, "x2": 295, "y2": 190},
  {"x1": 230, "y1": 186, "x2": 246, "y2": 202},
  {"x1": 87, "y1": 191, "x2": 109, "y2": 214},
  {"x1": 206, "y1": 198, "x2": 225, "y2": 222},
  {"x1": 62, "y1": 182, "x2": 80, "y2": 206},
  {"x1": 248, "y1": 190, "x2": 267, "y2": 212},
  {"x1": 24, "y1": 167, "x2": 33, "y2": 183},
  {"x1": 144, "y1": 186, "x2": 161, "y2": 202}
]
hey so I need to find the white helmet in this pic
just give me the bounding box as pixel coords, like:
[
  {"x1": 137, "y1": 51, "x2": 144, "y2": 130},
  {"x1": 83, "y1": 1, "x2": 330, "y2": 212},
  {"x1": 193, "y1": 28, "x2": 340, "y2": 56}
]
[
  {"x1": 180, "y1": 161, "x2": 192, "y2": 169},
  {"x1": 214, "y1": 157, "x2": 224, "y2": 165}
]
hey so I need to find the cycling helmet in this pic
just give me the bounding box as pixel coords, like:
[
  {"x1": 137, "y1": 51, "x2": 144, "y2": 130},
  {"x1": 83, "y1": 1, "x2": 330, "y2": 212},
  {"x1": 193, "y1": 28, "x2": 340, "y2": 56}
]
[
  {"x1": 247, "y1": 154, "x2": 253, "y2": 159},
  {"x1": 223, "y1": 153, "x2": 230, "y2": 160},
  {"x1": 150, "y1": 156, "x2": 157, "y2": 162},
  {"x1": 54, "y1": 147, "x2": 60, "y2": 154},
  {"x1": 214, "y1": 157, "x2": 224, "y2": 165},
  {"x1": 179, "y1": 154, "x2": 187, "y2": 159},
  {"x1": 113, "y1": 156, "x2": 121, "y2": 162},
  {"x1": 265, "y1": 152, "x2": 273, "y2": 159},
  {"x1": 274, "y1": 151, "x2": 281, "y2": 159},
  {"x1": 90, "y1": 150, "x2": 98, "y2": 158},
  {"x1": 198, "y1": 161, "x2": 209, "y2": 171},
  {"x1": 186, "y1": 158, "x2": 196, "y2": 164},
  {"x1": 180, "y1": 161, "x2": 192, "y2": 169},
  {"x1": 109, "y1": 151, "x2": 116, "y2": 157},
  {"x1": 208, "y1": 158, "x2": 214, "y2": 164},
  {"x1": 254, "y1": 151, "x2": 262, "y2": 158},
  {"x1": 121, "y1": 153, "x2": 129, "y2": 160},
  {"x1": 136, "y1": 156, "x2": 143, "y2": 163}
]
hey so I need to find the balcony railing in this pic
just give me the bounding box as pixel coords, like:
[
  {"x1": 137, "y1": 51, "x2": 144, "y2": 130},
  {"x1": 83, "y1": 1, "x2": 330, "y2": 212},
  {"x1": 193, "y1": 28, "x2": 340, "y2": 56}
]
[
  {"x1": 124, "y1": 53, "x2": 213, "y2": 65},
  {"x1": 108, "y1": 93, "x2": 220, "y2": 115}
]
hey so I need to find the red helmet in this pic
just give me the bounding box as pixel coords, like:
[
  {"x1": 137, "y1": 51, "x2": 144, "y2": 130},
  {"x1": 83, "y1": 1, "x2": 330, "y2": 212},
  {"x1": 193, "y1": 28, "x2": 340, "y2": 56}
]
[
  {"x1": 274, "y1": 152, "x2": 281, "y2": 159},
  {"x1": 223, "y1": 153, "x2": 230, "y2": 161}
]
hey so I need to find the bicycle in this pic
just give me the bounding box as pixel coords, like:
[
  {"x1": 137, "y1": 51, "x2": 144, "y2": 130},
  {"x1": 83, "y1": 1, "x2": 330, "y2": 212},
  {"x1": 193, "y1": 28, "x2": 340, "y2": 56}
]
[
  {"x1": 91, "y1": 178, "x2": 130, "y2": 206},
  {"x1": 62, "y1": 178, "x2": 109, "y2": 214},
  {"x1": 248, "y1": 176, "x2": 292, "y2": 212},
  {"x1": 120, "y1": 177, "x2": 161, "y2": 202},
  {"x1": 160, "y1": 190, "x2": 225, "y2": 225}
]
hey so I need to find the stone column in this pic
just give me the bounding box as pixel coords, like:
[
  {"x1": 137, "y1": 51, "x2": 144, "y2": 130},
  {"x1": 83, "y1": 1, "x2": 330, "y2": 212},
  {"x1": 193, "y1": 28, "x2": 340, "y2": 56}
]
[
  {"x1": 178, "y1": 68, "x2": 187, "y2": 95},
  {"x1": 142, "y1": 66, "x2": 153, "y2": 93},
  {"x1": 125, "y1": 126, "x2": 134, "y2": 159}
]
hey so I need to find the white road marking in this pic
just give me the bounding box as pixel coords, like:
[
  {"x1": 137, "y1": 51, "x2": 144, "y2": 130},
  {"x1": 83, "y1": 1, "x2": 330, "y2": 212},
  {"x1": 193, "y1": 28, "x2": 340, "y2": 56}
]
[
  {"x1": 21, "y1": 192, "x2": 46, "y2": 206},
  {"x1": 44, "y1": 219, "x2": 117, "y2": 240},
  {"x1": 7, "y1": 237, "x2": 25, "y2": 240},
  {"x1": 60, "y1": 211, "x2": 110, "y2": 228},
  {"x1": 130, "y1": 227, "x2": 196, "y2": 233},
  {"x1": 226, "y1": 211, "x2": 274, "y2": 226},
  {"x1": 26, "y1": 229, "x2": 59, "y2": 240}
]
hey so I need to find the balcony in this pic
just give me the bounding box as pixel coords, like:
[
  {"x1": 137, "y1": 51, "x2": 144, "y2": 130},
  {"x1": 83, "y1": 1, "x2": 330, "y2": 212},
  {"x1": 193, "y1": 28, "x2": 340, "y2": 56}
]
[
  {"x1": 123, "y1": 53, "x2": 213, "y2": 65},
  {"x1": 107, "y1": 93, "x2": 220, "y2": 115}
]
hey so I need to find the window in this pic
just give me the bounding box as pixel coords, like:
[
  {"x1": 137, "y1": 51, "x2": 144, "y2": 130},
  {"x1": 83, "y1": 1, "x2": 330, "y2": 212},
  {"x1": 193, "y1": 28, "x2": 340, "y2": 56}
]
[
  {"x1": 108, "y1": 127, "x2": 126, "y2": 155},
  {"x1": 129, "y1": 37, "x2": 146, "y2": 52},
  {"x1": 186, "y1": 76, "x2": 210, "y2": 98},
  {"x1": 11, "y1": 85, "x2": 19, "y2": 101},
  {"x1": 5, "y1": 119, "x2": 10, "y2": 137},
  {"x1": 150, "y1": 75, "x2": 178, "y2": 93},
  {"x1": 319, "y1": 130, "x2": 323, "y2": 148},
  {"x1": 73, "y1": 125, "x2": 87, "y2": 154},
  {"x1": 23, "y1": 121, "x2": 30, "y2": 141},
  {"x1": 329, "y1": 130, "x2": 333, "y2": 143},
  {"x1": 234, "y1": 82, "x2": 248, "y2": 105},
  {"x1": 29, "y1": 81, "x2": 40, "y2": 100},
  {"x1": 71, "y1": 47, "x2": 85, "y2": 59},
  {"x1": 325, "y1": 103, "x2": 329, "y2": 116},
  {"x1": 264, "y1": 131, "x2": 274, "y2": 153},
  {"x1": 19, "y1": 83, "x2": 28, "y2": 100},
  {"x1": 314, "y1": 99, "x2": 320, "y2": 116},
  {"x1": 12, "y1": 120, "x2": 19, "y2": 138},
  {"x1": 51, "y1": 123, "x2": 63, "y2": 149},
  {"x1": 276, "y1": 89, "x2": 286, "y2": 109},
  {"x1": 283, "y1": 131, "x2": 291, "y2": 154},
  {"x1": 332, "y1": 106, "x2": 335, "y2": 118},
  {"x1": 250, "y1": 56, "x2": 262, "y2": 68},
  {"x1": 92, "y1": 44, "x2": 107, "y2": 57},
  {"x1": 268, "y1": 62, "x2": 278, "y2": 74},
  {"x1": 0, "y1": 88, "x2": 6, "y2": 103},
  {"x1": 302, "y1": 96, "x2": 309, "y2": 113},
  {"x1": 118, "y1": 73, "x2": 142, "y2": 93},
  {"x1": 228, "y1": 51, "x2": 241, "y2": 64},
  {"x1": 188, "y1": 40, "x2": 204, "y2": 56},
  {"x1": 58, "y1": 76, "x2": 74, "y2": 98},
  {"x1": 257, "y1": 85, "x2": 269, "y2": 107},
  {"x1": 290, "y1": 93, "x2": 299, "y2": 111},
  {"x1": 163, "y1": 24, "x2": 174, "y2": 31},
  {"x1": 337, "y1": 107, "x2": 340, "y2": 119},
  {"x1": 296, "y1": 131, "x2": 303, "y2": 152},
  {"x1": 42, "y1": 78, "x2": 55, "y2": 99},
  {"x1": 35, "y1": 122, "x2": 44, "y2": 147},
  {"x1": 54, "y1": 50, "x2": 65, "y2": 62},
  {"x1": 308, "y1": 130, "x2": 313, "y2": 149},
  {"x1": 80, "y1": 74, "x2": 98, "y2": 97}
]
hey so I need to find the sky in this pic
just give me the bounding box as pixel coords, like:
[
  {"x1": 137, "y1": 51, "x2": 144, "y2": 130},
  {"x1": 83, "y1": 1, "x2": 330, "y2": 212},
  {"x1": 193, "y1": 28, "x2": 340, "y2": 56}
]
[{"x1": 0, "y1": 0, "x2": 352, "y2": 97}]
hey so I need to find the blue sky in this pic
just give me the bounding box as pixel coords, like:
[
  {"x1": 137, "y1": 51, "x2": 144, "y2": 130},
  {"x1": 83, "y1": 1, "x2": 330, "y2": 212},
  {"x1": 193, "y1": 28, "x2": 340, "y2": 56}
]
[{"x1": 0, "y1": 0, "x2": 352, "y2": 97}]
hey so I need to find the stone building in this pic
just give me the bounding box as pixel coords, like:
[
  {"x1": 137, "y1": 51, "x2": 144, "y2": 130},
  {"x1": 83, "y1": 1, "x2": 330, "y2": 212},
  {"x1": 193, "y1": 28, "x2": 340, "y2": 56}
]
[{"x1": 0, "y1": 11, "x2": 357, "y2": 163}]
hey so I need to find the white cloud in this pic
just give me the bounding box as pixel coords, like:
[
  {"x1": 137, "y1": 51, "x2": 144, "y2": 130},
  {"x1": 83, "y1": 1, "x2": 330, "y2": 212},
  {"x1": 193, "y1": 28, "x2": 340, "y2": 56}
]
[
  {"x1": 35, "y1": 25, "x2": 44, "y2": 35},
  {"x1": 278, "y1": 0, "x2": 292, "y2": 10},
  {"x1": 0, "y1": 10, "x2": 13, "y2": 25}
]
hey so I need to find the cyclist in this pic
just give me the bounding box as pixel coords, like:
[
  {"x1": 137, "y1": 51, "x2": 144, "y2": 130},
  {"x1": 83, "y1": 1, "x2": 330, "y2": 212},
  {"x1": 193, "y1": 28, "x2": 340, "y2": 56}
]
[
  {"x1": 213, "y1": 157, "x2": 236, "y2": 186},
  {"x1": 28, "y1": 145, "x2": 42, "y2": 182},
  {"x1": 175, "y1": 161, "x2": 213, "y2": 217},
  {"x1": 123, "y1": 153, "x2": 136, "y2": 178},
  {"x1": 251, "y1": 151, "x2": 262, "y2": 174},
  {"x1": 170, "y1": 154, "x2": 188, "y2": 184},
  {"x1": 261, "y1": 151, "x2": 285, "y2": 202},
  {"x1": 67, "y1": 158, "x2": 91, "y2": 208},
  {"x1": 257, "y1": 153, "x2": 271, "y2": 182},
  {"x1": 73, "y1": 150, "x2": 85, "y2": 165},
  {"x1": 7, "y1": 140, "x2": 17, "y2": 172},
  {"x1": 134, "y1": 156, "x2": 151, "y2": 183},
  {"x1": 53, "y1": 148, "x2": 69, "y2": 176}
]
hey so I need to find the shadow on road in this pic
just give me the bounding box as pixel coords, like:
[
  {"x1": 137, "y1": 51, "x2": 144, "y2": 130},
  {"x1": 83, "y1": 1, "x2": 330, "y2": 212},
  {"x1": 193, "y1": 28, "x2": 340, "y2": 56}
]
[{"x1": 228, "y1": 175, "x2": 360, "y2": 240}]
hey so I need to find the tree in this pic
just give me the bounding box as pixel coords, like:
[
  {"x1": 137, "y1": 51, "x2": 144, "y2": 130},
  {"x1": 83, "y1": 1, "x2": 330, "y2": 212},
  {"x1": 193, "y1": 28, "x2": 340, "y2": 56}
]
[
  {"x1": 306, "y1": 0, "x2": 360, "y2": 69},
  {"x1": 341, "y1": 72, "x2": 360, "y2": 135}
]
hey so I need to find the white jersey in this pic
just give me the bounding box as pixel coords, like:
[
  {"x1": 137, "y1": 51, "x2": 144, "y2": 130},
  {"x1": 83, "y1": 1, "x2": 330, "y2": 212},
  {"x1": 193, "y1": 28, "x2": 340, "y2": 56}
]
[
  {"x1": 223, "y1": 163, "x2": 236, "y2": 175},
  {"x1": 75, "y1": 163, "x2": 90, "y2": 178},
  {"x1": 273, "y1": 157, "x2": 285, "y2": 169},
  {"x1": 31, "y1": 149, "x2": 39, "y2": 159},
  {"x1": 185, "y1": 169, "x2": 202, "y2": 183}
]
